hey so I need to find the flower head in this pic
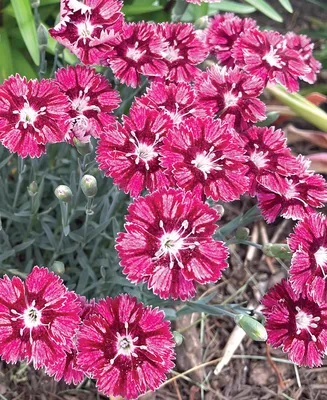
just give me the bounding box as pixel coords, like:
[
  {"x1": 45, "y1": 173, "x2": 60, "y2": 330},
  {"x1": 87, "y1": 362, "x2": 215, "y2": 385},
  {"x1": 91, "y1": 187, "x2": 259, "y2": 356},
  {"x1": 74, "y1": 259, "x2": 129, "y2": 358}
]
[
  {"x1": 242, "y1": 126, "x2": 299, "y2": 196},
  {"x1": 55, "y1": 65, "x2": 120, "y2": 143},
  {"x1": 105, "y1": 22, "x2": 168, "y2": 88},
  {"x1": 136, "y1": 81, "x2": 206, "y2": 125},
  {"x1": 0, "y1": 74, "x2": 70, "y2": 158},
  {"x1": 160, "y1": 117, "x2": 249, "y2": 201},
  {"x1": 0, "y1": 267, "x2": 81, "y2": 369},
  {"x1": 77, "y1": 294, "x2": 175, "y2": 399},
  {"x1": 262, "y1": 279, "x2": 327, "y2": 367},
  {"x1": 195, "y1": 66, "x2": 266, "y2": 129},
  {"x1": 257, "y1": 157, "x2": 327, "y2": 223},
  {"x1": 49, "y1": 0, "x2": 123, "y2": 64},
  {"x1": 116, "y1": 188, "x2": 229, "y2": 300},
  {"x1": 206, "y1": 13, "x2": 257, "y2": 67},
  {"x1": 96, "y1": 105, "x2": 173, "y2": 198},
  {"x1": 233, "y1": 29, "x2": 310, "y2": 92},
  {"x1": 288, "y1": 214, "x2": 327, "y2": 304},
  {"x1": 285, "y1": 32, "x2": 321, "y2": 84},
  {"x1": 156, "y1": 23, "x2": 208, "y2": 82}
]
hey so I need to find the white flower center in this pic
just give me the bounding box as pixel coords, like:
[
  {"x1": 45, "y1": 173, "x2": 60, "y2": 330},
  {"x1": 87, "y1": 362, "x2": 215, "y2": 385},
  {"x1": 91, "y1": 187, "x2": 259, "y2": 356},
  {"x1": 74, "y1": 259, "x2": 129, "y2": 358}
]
[
  {"x1": 250, "y1": 145, "x2": 269, "y2": 169},
  {"x1": 23, "y1": 306, "x2": 42, "y2": 328},
  {"x1": 153, "y1": 220, "x2": 199, "y2": 269},
  {"x1": 224, "y1": 90, "x2": 241, "y2": 108},
  {"x1": 262, "y1": 45, "x2": 285, "y2": 69},
  {"x1": 161, "y1": 45, "x2": 183, "y2": 62},
  {"x1": 125, "y1": 131, "x2": 162, "y2": 170},
  {"x1": 191, "y1": 146, "x2": 224, "y2": 180},
  {"x1": 13, "y1": 97, "x2": 46, "y2": 132},
  {"x1": 78, "y1": 18, "x2": 95, "y2": 39},
  {"x1": 315, "y1": 246, "x2": 327, "y2": 268},
  {"x1": 295, "y1": 306, "x2": 320, "y2": 342},
  {"x1": 110, "y1": 322, "x2": 148, "y2": 365},
  {"x1": 71, "y1": 88, "x2": 100, "y2": 114},
  {"x1": 126, "y1": 42, "x2": 146, "y2": 62}
]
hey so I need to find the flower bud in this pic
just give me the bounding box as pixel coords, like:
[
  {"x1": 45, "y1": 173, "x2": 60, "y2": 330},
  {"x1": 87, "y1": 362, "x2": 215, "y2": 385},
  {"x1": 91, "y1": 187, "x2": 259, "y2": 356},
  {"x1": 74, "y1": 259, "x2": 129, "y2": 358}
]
[
  {"x1": 173, "y1": 331, "x2": 183, "y2": 346},
  {"x1": 234, "y1": 314, "x2": 267, "y2": 342},
  {"x1": 212, "y1": 204, "x2": 224, "y2": 218},
  {"x1": 27, "y1": 181, "x2": 38, "y2": 197},
  {"x1": 263, "y1": 243, "x2": 292, "y2": 260},
  {"x1": 37, "y1": 24, "x2": 48, "y2": 51},
  {"x1": 55, "y1": 185, "x2": 73, "y2": 203},
  {"x1": 30, "y1": 0, "x2": 40, "y2": 8},
  {"x1": 73, "y1": 137, "x2": 93, "y2": 156},
  {"x1": 235, "y1": 227, "x2": 250, "y2": 241},
  {"x1": 81, "y1": 175, "x2": 98, "y2": 198},
  {"x1": 194, "y1": 15, "x2": 209, "y2": 30},
  {"x1": 51, "y1": 261, "x2": 65, "y2": 274}
]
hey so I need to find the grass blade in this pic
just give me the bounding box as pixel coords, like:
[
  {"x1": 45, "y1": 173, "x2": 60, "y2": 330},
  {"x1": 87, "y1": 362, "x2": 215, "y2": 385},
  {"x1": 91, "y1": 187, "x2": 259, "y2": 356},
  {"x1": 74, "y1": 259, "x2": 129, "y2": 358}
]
[
  {"x1": 209, "y1": 1, "x2": 256, "y2": 14},
  {"x1": 278, "y1": 0, "x2": 293, "y2": 13},
  {"x1": 0, "y1": 28, "x2": 14, "y2": 82},
  {"x1": 244, "y1": 0, "x2": 283, "y2": 22},
  {"x1": 10, "y1": 0, "x2": 40, "y2": 65}
]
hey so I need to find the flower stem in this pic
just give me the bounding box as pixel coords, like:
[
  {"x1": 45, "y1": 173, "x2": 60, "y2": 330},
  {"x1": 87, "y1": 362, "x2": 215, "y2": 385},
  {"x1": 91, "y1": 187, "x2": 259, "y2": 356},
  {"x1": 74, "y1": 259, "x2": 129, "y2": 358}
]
[{"x1": 83, "y1": 197, "x2": 94, "y2": 243}]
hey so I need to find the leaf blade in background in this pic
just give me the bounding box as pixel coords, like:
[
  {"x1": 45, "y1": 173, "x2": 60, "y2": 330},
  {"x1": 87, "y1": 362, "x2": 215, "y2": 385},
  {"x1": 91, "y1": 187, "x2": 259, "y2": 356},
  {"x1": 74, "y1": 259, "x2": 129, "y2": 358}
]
[
  {"x1": 208, "y1": 1, "x2": 256, "y2": 14},
  {"x1": 12, "y1": 49, "x2": 38, "y2": 79},
  {"x1": 0, "y1": 28, "x2": 15, "y2": 82},
  {"x1": 278, "y1": 0, "x2": 293, "y2": 13},
  {"x1": 10, "y1": 0, "x2": 40, "y2": 65},
  {"x1": 244, "y1": 0, "x2": 283, "y2": 22}
]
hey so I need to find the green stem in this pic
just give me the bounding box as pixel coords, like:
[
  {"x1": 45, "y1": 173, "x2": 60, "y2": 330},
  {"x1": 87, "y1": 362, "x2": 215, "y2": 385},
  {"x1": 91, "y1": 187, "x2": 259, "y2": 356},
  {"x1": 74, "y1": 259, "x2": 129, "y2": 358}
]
[
  {"x1": 226, "y1": 238, "x2": 263, "y2": 250},
  {"x1": 39, "y1": 48, "x2": 47, "y2": 80},
  {"x1": 83, "y1": 197, "x2": 94, "y2": 243},
  {"x1": 60, "y1": 202, "x2": 70, "y2": 236}
]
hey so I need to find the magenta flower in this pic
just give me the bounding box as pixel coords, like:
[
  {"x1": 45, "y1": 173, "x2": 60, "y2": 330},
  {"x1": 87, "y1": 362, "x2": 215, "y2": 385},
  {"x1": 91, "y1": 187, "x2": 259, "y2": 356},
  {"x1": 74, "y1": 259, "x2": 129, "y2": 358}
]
[
  {"x1": 156, "y1": 23, "x2": 208, "y2": 82},
  {"x1": 262, "y1": 279, "x2": 327, "y2": 367},
  {"x1": 45, "y1": 296, "x2": 95, "y2": 385},
  {"x1": 0, "y1": 267, "x2": 81, "y2": 369},
  {"x1": 116, "y1": 188, "x2": 229, "y2": 300},
  {"x1": 195, "y1": 66, "x2": 266, "y2": 129},
  {"x1": 160, "y1": 117, "x2": 249, "y2": 202},
  {"x1": 257, "y1": 157, "x2": 327, "y2": 223},
  {"x1": 49, "y1": 0, "x2": 123, "y2": 64},
  {"x1": 285, "y1": 32, "x2": 321, "y2": 84},
  {"x1": 77, "y1": 294, "x2": 175, "y2": 399},
  {"x1": 242, "y1": 126, "x2": 299, "y2": 196},
  {"x1": 288, "y1": 213, "x2": 327, "y2": 304},
  {"x1": 96, "y1": 105, "x2": 173, "y2": 198},
  {"x1": 136, "y1": 81, "x2": 206, "y2": 125},
  {"x1": 206, "y1": 13, "x2": 257, "y2": 67},
  {"x1": 233, "y1": 29, "x2": 309, "y2": 92},
  {"x1": 0, "y1": 75, "x2": 70, "y2": 158},
  {"x1": 105, "y1": 22, "x2": 168, "y2": 88},
  {"x1": 55, "y1": 65, "x2": 120, "y2": 143}
]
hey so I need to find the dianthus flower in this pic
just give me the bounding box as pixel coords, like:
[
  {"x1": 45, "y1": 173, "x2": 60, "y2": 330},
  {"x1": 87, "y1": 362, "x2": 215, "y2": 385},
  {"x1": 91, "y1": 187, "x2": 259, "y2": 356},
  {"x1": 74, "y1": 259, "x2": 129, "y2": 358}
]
[
  {"x1": 0, "y1": 267, "x2": 81, "y2": 369},
  {"x1": 241, "y1": 126, "x2": 299, "y2": 196},
  {"x1": 136, "y1": 81, "x2": 206, "y2": 125},
  {"x1": 156, "y1": 23, "x2": 208, "y2": 82},
  {"x1": 262, "y1": 279, "x2": 327, "y2": 367},
  {"x1": 257, "y1": 157, "x2": 327, "y2": 223},
  {"x1": 96, "y1": 105, "x2": 173, "y2": 197},
  {"x1": 0, "y1": 74, "x2": 70, "y2": 158},
  {"x1": 116, "y1": 188, "x2": 229, "y2": 300},
  {"x1": 285, "y1": 32, "x2": 321, "y2": 84},
  {"x1": 55, "y1": 65, "x2": 120, "y2": 143},
  {"x1": 233, "y1": 29, "x2": 309, "y2": 92},
  {"x1": 77, "y1": 294, "x2": 175, "y2": 399},
  {"x1": 206, "y1": 13, "x2": 257, "y2": 67},
  {"x1": 195, "y1": 66, "x2": 266, "y2": 129},
  {"x1": 45, "y1": 296, "x2": 95, "y2": 385},
  {"x1": 105, "y1": 22, "x2": 168, "y2": 88},
  {"x1": 160, "y1": 117, "x2": 249, "y2": 201},
  {"x1": 288, "y1": 213, "x2": 327, "y2": 304},
  {"x1": 49, "y1": 0, "x2": 123, "y2": 64}
]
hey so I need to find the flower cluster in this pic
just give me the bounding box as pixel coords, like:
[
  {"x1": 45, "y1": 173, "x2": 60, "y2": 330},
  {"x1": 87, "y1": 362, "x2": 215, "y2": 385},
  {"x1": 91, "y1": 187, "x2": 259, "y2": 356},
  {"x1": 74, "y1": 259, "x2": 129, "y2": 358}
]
[{"x1": 0, "y1": 267, "x2": 175, "y2": 398}]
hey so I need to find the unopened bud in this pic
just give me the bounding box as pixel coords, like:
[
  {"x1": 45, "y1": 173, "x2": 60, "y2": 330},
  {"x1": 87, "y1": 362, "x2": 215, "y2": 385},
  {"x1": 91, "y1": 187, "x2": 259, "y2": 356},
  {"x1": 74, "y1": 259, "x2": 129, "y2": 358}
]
[
  {"x1": 173, "y1": 331, "x2": 183, "y2": 346},
  {"x1": 27, "y1": 181, "x2": 38, "y2": 197},
  {"x1": 37, "y1": 24, "x2": 48, "y2": 51},
  {"x1": 234, "y1": 315, "x2": 267, "y2": 342},
  {"x1": 194, "y1": 15, "x2": 209, "y2": 30},
  {"x1": 81, "y1": 175, "x2": 98, "y2": 198},
  {"x1": 73, "y1": 137, "x2": 93, "y2": 156},
  {"x1": 51, "y1": 261, "x2": 65, "y2": 274},
  {"x1": 235, "y1": 227, "x2": 250, "y2": 241},
  {"x1": 30, "y1": 0, "x2": 40, "y2": 8},
  {"x1": 213, "y1": 204, "x2": 224, "y2": 218},
  {"x1": 263, "y1": 243, "x2": 292, "y2": 260},
  {"x1": 55, "y1": 185, "x2": 73, "y2": 203}
]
